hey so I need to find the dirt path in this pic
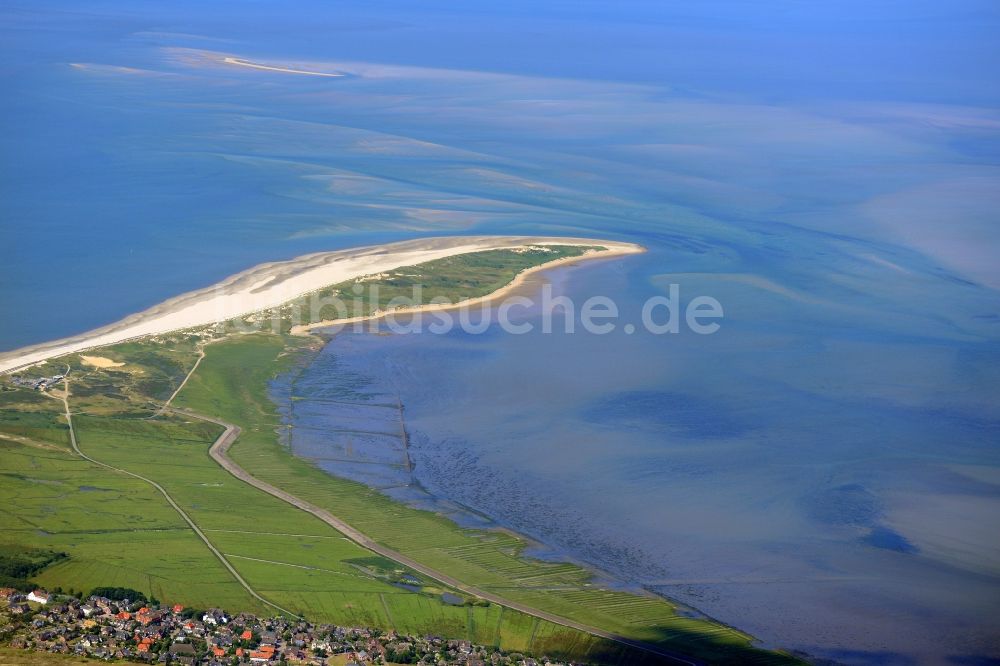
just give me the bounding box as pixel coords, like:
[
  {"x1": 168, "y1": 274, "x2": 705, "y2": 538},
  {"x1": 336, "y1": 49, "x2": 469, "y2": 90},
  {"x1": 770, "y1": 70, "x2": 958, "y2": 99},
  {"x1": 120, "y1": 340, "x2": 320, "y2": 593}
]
[
  {"x1": 0, "y1": 431, "x2": 65, "y2": 452},
  {"x1": 157, "y1": 346, "x2": 206, "y2": 415},
  {"x1": 57, "y1": 378, "x2": 297, "y2": 618}
]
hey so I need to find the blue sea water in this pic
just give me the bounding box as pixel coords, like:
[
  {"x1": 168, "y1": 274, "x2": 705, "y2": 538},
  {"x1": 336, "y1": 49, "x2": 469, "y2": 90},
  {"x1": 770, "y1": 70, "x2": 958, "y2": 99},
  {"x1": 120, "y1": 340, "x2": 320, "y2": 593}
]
[
  {"x1": 290, "y1": 246, "x2": 1000, "y2": 664},
  {"x1": 3, "y1": 2, "x2": 1000, "y2": 663}
]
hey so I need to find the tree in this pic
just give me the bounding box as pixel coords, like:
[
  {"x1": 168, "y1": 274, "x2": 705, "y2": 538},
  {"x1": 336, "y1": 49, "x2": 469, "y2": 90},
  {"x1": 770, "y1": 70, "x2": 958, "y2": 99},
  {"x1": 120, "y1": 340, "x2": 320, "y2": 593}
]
[{"x1": 89, "y1": 587, "x2": 147, "y2": 603}]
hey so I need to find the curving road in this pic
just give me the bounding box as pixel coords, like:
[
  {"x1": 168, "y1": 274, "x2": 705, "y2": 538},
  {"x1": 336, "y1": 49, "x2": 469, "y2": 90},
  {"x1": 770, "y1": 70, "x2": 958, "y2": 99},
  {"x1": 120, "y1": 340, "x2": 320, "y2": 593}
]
[
  {"x1": 57, "y1": 378, "x2": 298, "y2": 618},
  {"x1": 169, "y1": 405, "x2": 700, "y2": 665}
]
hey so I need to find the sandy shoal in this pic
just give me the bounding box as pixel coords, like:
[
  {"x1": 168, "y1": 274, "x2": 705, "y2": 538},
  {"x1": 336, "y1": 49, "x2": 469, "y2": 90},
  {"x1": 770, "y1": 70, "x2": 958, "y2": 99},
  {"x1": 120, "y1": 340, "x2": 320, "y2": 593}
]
[{"x1": 221, "y1": 56, "x2": 344, "y2": 77}]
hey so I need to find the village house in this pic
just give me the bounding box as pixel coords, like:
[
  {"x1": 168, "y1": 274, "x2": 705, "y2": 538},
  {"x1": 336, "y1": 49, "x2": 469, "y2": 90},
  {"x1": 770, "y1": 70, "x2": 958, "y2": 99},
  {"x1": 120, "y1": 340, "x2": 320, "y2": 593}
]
[
  {"x1": 3, "y1": 594, "x2": 577, "y2": 666},
  {"x1": 168, "y1": 641, "x2": 197, "y2": 657},
  {"x1": 137, "y1": 609, "x2": 165, "y2": 626},
  {"x1": 202, "y1": 609, "x2": 229, "y2": 626}
]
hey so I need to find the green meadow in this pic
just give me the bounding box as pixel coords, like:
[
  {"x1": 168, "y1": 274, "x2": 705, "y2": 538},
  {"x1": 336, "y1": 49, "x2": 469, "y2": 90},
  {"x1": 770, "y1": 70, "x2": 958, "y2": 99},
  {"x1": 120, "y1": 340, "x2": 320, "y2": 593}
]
[{"x1": 0, "y1": 249, "x2": 803, "y2": 665}]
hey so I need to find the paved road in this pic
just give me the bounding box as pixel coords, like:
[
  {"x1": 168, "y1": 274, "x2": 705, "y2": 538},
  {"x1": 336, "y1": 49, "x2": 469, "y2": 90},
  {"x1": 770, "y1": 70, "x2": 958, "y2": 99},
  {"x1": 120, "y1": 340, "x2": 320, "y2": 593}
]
[
  {"x1": 171, "y1": 405, "x2": 700, "y2": 665},
  {"x1": 58, "y1": 378, "x2": 297, "y2": 618}
]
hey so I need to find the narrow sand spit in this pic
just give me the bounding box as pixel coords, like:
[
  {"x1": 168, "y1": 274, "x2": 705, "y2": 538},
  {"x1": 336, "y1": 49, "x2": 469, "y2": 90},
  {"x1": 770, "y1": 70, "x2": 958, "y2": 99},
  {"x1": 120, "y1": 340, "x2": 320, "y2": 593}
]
[
  {"x1": 0, "y1": 236, "x2": 643, "y2": 374},
  {"x1": 222, "y1": 57, "x2": 344, "y2": 77}
]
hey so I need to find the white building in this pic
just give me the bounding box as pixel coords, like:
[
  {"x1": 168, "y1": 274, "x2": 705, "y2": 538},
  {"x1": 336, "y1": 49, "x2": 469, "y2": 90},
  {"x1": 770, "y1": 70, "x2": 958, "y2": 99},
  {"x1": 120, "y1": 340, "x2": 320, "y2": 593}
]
[
  {"x1": 202, "y1": 610, "x2": 229, "y2": 626},
  {"x1": 27, "y1": 590, "x2": 49, "y2": 604}
]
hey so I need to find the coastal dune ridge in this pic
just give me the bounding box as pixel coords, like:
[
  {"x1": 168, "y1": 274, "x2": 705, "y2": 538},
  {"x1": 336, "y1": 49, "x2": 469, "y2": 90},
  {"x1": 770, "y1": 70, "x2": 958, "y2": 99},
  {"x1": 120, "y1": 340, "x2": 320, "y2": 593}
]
[{"x1": 0, "y1": 236, "x2": 643, "y2": 375}]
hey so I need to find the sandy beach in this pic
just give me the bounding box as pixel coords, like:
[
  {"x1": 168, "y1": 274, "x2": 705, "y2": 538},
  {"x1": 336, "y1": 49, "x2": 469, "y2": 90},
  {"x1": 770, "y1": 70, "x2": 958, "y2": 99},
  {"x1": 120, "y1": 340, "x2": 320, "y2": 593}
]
[
  {"x1": 288, "y1": 244, "x2": 642, "y2": 335},
  {"x1": 0, "y1": 236, "x2": 642, "y2": 375}
]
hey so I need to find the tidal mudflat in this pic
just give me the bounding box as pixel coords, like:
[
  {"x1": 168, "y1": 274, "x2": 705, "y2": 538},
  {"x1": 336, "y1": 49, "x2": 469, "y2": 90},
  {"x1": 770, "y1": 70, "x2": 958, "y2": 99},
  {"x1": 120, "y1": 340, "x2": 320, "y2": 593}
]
[{"x1": 285, "y1": 246, "x2": 1000, "y2": 664}]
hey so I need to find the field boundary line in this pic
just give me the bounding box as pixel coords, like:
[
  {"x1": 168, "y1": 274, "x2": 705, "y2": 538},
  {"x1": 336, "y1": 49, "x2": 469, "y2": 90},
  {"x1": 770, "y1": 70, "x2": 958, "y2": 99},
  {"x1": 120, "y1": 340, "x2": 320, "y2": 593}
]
[
  {"x1": 204, "y1": 529, "x2": 349, "y2": 539},
  {"x1": 224, "y1": 554, "x2": 366, "y2": 580},
  {"x1": 379, "y1": 593, "x2": 396, "y2": 632},
  {"x1": 56, "y1": 378, "x2": 298, "y2": 619}
]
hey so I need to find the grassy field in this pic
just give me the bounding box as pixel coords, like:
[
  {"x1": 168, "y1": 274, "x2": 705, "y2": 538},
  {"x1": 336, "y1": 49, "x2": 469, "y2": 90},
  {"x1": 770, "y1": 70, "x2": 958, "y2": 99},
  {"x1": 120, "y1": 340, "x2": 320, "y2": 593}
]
[
  {"x1": 0, "y1": 248, "x2": 803, "y2": 665},
  {"x1": 0, "y1": 645, "x2": 96, "y2": 665}
]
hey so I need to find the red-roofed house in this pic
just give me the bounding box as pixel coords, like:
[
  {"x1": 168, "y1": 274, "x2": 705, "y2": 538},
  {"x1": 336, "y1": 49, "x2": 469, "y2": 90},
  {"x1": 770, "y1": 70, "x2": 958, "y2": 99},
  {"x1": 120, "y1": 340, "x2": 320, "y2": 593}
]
[
  {"x1": 137, "y1": 610, "x2": 163, "y2": 626},
  {"x1": 241, "y1": 630, "x2": 253, "y2": 640}
]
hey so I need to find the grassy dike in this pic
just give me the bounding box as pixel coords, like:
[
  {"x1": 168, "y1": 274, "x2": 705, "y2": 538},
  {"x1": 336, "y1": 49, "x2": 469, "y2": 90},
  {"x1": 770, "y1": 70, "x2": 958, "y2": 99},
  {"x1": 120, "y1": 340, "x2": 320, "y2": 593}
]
[{"x1": 0, "y1": 247, "x2": 804, "y2": 665}]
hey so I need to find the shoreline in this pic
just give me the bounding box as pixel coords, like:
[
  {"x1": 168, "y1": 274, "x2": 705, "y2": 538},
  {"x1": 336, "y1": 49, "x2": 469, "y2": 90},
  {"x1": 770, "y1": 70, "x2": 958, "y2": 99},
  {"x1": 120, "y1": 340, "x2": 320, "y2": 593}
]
[
  {"x1": 197, "y1": 403, "x2": 698, "y2": 665},
  {"x1": 289, "y1": 244, "x2": 643, "y2": 335},
  {"x1": 0, "y1": 236, "x2": 642, "y2": 375}
]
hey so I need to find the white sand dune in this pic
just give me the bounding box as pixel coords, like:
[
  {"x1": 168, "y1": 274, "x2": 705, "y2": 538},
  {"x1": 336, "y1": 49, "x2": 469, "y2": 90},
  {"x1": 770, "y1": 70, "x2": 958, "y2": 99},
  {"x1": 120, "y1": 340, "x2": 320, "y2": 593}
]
[
  {"x1": 0, "y1": 236, "x2": 642, "y2": 375},
  {"x1": 79, "y1": 355, "x2": 125, "y2": 369}
]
